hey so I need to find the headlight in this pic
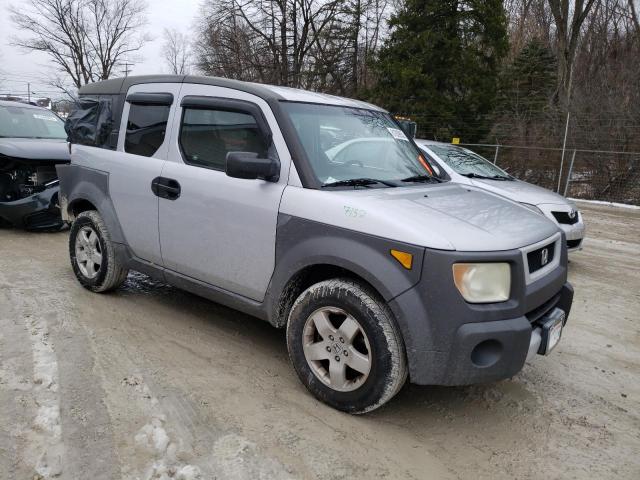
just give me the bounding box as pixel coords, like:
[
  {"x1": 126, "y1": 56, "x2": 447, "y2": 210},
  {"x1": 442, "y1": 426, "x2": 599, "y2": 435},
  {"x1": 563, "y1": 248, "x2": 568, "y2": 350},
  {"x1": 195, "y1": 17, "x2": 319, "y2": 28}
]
[
  {"x1": 452, "y1": 263, "x2": 511, "y2": 303},
  {"x1": 520, "y1": 203, "x2": 544, "y2": 215}
]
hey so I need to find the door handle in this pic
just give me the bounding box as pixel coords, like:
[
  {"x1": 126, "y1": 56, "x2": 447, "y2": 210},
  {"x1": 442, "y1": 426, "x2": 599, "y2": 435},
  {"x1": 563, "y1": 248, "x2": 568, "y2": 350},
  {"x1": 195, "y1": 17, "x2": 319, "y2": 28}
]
[{"x1": 151, "y1": 177, "x2": 181, "y2": 200}]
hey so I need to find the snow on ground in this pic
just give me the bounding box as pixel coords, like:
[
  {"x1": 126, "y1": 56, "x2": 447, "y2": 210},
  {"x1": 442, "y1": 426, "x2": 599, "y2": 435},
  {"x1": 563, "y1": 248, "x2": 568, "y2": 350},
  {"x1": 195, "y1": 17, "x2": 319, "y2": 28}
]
[
  {"x1": 123, "y1": 375, "x2": 203, "y2": 480},
  {"x1": 25, "y1": 314, "x2": 64, "y2": 478},
  {"x1": 571, "y1": 198, "x2": 640, "y2": 209},
  {"x1": 1, "y1": 203, "x2": 639, "y2": 479}
]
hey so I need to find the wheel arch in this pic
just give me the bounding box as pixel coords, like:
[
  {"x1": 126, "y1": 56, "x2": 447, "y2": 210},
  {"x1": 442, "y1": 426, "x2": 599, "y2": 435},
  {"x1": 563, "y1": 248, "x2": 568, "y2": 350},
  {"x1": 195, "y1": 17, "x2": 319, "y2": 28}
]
[
  {"x1": 268, "y1": 262, "x2": 386, "y2": 328},
  {"x1": 265, "y1": 215, "x2": 425, "y2": 329},
  {"x1": 68, "y1": 198, "x2": 98, "y2": 219}
]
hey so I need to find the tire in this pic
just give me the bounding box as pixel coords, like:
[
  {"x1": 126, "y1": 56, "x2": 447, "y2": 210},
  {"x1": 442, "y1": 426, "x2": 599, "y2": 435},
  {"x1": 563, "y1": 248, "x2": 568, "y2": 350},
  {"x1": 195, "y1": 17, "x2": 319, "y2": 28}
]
[
  {"x1": 286, "y1": 278, "x2": 408, "y2": 414},
  {"x1": 69, "y1": 210, "x2": 129, "y2": 292}
]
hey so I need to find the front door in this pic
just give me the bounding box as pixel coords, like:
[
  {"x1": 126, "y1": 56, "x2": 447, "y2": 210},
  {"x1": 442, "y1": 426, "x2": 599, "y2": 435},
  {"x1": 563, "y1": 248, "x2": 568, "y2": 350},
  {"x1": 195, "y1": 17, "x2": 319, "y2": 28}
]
[
  {"x1": 159, "y1": 84, "x2": 290, "y2": 301},
  {"x1": 108, "y1": 83, "x2": 182, "y2": 265}
]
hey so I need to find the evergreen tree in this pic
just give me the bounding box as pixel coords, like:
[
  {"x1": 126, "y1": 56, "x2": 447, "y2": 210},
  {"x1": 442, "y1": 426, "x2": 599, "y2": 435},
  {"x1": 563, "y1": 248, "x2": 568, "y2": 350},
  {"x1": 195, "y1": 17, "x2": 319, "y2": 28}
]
[
  {"x1": 370, "y1": 0, "x2": 508, "y2": 141},
  {"x1": 491, "y1": 39, "x2": 558, "y2": 145},
  {"x1": 496, "y1": 40, "x2": 557, "y2": 117}
]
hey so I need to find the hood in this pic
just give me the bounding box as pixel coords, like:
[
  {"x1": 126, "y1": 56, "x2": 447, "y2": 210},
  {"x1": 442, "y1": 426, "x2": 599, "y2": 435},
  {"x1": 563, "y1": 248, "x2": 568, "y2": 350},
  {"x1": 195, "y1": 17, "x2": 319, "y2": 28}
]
[
  {"x1": 0, "y1": 138, "x2": 70, "y2": 162},
  {"x1": 280, "y1": 183, "x2": 560, "y2": 251},
  {"x1": 470, "y1": 178, "x2": 570, "y2": 206}
]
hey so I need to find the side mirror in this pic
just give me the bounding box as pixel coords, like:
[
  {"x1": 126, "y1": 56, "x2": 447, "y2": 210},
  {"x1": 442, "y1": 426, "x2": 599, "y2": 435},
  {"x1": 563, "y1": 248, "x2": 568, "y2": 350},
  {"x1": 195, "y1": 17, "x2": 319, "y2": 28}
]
[
  {"x1": 396, "y1": 119, "x2": 417, "y2": 138},
  {"x1": 225, "y1": 152, "x2": 280, "y2": 182}
]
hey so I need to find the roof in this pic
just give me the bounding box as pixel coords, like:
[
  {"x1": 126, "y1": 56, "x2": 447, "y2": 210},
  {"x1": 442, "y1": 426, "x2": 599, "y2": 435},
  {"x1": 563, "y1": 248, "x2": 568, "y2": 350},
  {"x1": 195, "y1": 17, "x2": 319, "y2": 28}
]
[
  {"x1": 78, "y1": 75, "x2": 385, "y2": 111},
  {"x1": 254, "y1": 84, "x2": 384, "y2": 111}
]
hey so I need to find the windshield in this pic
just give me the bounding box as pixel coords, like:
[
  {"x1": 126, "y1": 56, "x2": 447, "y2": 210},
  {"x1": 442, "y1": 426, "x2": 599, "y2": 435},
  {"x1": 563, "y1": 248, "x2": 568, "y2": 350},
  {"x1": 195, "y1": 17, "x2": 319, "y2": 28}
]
[
  {"x1": 0, "y1": 105, "x2": 66, "y2": 140},
  {"x1": 428, "y1": 145, "x2": 511, "y2": 179},
  {"x1": 281, "y1": 102, "x2": 434, "y2": 186}
]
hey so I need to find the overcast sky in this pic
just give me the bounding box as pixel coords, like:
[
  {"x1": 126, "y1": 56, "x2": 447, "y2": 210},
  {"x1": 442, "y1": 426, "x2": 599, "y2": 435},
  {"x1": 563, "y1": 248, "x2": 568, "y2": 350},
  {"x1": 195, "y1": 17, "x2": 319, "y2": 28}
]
[{"x1": 0, "y1": 0, "x2": 202, "y2": 100}]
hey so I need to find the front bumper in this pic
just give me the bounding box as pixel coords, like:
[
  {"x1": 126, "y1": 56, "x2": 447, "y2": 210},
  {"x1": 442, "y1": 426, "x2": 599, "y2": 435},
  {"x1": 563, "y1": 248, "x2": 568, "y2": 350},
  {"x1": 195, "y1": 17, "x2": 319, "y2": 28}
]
[
  {"x1": 558, "y1": 218, "x2": 585, "y2": 251},
  {"x1": 388, "y1": 238, "x2": 573, "y2": 386},
  {"x1": 0, "y1": 185, "x2": 63, "y2": 230},
  {"x1": 558, "y1": 222, "x2": 585, "y2": 252},
  {"x1": 540, "y1": 206, "x2": 585, "y2": 251},
  {"x1": 441, "y1": 284, "x2": 572, "y2": 385}
]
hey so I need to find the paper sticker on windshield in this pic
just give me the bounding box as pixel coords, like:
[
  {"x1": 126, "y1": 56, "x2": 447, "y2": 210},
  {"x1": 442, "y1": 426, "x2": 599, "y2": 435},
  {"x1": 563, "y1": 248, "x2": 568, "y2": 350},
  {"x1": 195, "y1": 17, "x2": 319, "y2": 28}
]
[
  {"x1": 387, "y1": 127, "x2": 409, "y2": 141},
  {"x1": 33, "y1": 114, "x2": 58, "y2": 122}
]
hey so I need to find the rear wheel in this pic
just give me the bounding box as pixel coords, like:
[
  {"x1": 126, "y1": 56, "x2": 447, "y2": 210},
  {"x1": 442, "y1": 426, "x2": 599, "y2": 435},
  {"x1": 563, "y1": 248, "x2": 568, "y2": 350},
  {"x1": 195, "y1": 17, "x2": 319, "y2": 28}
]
[
  {"x1": 286, "y1": 278, "x2": 407, "y2": 414},
  {"x1": 69, "y1": 210, "x2": 128, "y2": 292}
]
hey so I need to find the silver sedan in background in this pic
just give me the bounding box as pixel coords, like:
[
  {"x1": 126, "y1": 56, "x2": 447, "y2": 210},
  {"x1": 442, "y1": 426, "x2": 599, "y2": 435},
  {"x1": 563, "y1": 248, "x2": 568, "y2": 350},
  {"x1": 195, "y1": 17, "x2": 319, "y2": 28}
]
[{"x1": 416, "y1": 140, "x2": 586, "y2": 251}]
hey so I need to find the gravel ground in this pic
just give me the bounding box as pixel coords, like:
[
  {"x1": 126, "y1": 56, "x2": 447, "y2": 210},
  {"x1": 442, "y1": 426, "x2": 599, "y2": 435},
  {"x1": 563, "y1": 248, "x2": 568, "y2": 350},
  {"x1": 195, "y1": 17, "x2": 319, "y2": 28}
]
[{"x1": 0, "y1": 202, "x2": 638, "y2": 479}]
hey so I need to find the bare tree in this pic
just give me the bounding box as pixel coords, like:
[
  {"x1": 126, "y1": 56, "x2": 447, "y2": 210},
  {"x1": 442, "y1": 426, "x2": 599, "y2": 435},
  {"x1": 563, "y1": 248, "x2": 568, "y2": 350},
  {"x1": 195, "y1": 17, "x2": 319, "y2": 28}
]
[
  {"x1": 194, "y1": 0, "x2": 391, "y2": 95},
  {"x1": 547, "y1": 0, "x2": 600, "y2": 105},
  {"x1": 162, "y1": 28, "x2": 191, "y2": 75},
  {"x1": 10, "y1": 0, "x2": 149, "y2": 90},
  {"x1": 629, "y1": 0, "x2": 640, "y2": 31}
]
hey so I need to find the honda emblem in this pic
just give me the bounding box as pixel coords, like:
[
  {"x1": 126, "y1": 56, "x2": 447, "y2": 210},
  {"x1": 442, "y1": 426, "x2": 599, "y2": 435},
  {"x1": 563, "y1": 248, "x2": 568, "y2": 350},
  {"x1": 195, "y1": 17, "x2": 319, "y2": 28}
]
[{"x1": 541, "y1": 248, "x2": 549, "y2": 266}]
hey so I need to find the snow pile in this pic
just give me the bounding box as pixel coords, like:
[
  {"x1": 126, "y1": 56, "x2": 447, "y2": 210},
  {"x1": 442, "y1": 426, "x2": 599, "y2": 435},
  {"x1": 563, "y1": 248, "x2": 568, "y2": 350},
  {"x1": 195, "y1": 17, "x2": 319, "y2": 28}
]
[
  {"x1": 26, "y1": 315, "x2": 64, "y2": 478},
  {"x1": 124, "y1": 374, "x2": 202, "y2": 480},
  {"x1": 134, "y1": 415, "x2": 202, "y2": 480}
]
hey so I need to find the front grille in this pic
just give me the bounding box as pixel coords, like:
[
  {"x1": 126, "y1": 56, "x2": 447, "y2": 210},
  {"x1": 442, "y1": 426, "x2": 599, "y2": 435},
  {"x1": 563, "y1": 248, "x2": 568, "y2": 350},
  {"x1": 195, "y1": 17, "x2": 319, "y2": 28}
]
[
  {"x1": 527, "y1": 242, "x2": 556, "y2": 274},
  {"x1": 552, "y1": 211, "x2": 579, "y2": 225},
  {"x1": 567, "y1": 239, "x2": 582, "y2": 249}
]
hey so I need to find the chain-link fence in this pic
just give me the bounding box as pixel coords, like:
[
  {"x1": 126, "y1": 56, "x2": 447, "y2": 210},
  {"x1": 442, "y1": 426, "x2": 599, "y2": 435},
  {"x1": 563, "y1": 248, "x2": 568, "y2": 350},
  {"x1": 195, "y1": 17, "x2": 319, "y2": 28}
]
[{"x1": 458, "y1": 144, "x2": 640, "y2": 206}]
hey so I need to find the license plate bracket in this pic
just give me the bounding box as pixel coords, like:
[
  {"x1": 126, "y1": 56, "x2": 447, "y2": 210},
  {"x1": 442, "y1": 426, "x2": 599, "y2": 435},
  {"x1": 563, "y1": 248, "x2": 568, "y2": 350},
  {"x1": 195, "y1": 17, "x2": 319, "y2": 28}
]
[{"x1": 537, "y1": 308, "x2": 565, "y2": 355}]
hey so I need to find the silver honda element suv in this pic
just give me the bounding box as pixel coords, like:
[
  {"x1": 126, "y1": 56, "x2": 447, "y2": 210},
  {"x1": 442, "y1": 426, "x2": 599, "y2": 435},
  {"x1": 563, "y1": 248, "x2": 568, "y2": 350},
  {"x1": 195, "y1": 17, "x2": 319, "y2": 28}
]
[{"x1": 58, "y1": 76, "x2": 574, "y2": 413}]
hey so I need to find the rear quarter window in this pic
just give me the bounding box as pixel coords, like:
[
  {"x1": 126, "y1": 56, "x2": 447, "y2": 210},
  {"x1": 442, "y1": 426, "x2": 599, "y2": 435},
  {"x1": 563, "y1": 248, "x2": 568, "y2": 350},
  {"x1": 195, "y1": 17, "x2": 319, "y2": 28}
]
[{"x1": 125, "y1": 104, "x2": 171, "y2": 157}]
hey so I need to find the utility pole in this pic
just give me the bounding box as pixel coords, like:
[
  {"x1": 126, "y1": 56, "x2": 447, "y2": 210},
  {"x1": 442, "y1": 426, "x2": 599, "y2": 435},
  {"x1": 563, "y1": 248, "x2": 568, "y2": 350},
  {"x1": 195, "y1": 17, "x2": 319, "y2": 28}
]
[
  {"x1": 122, "y1": 63, "x2": 133, "y2": 77},
  {"x1": 557, "y1": 65, "x2": 573, "y2": 193},
  {"x1": 27, "y1": 83, "x2": 31, "y2": 103}
]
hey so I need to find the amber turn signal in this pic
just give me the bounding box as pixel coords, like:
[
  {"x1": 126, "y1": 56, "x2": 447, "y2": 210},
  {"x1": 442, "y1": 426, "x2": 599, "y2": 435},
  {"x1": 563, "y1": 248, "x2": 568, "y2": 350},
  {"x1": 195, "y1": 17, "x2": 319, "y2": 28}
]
[{"x1": 390, "y1": 249, "x2": 413, "y2": 270}]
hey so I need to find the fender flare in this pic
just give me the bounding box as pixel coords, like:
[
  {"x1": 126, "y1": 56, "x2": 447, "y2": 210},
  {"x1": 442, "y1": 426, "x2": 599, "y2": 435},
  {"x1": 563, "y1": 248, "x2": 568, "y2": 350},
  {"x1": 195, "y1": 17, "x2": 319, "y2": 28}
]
[
  {"x1": 58, "y1": 164, "x2": 127, "y2": 244},
  {"x1": 263, "y1": 215, "x2": 425, "y2": 324}
]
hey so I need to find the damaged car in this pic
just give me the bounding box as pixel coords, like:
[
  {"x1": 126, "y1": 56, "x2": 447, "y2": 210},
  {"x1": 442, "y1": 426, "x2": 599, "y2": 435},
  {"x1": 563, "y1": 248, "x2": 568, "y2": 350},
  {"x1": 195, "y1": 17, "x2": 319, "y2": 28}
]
[{"x1": 0, "y1": 100, "x2": 70, "y2": 230}]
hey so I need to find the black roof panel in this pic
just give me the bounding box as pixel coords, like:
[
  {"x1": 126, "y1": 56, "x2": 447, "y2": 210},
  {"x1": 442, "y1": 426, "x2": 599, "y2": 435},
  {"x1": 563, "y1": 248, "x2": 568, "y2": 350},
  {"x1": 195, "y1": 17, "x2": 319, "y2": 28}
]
[{"x1": 78, "y1": 75, "x2": 285, "y2": 102}]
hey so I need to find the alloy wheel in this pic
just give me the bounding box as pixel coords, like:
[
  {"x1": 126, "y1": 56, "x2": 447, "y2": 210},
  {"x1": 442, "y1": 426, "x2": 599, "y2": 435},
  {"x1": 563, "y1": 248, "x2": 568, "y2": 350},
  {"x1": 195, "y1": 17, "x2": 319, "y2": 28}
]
[
  {"x1": 75, "y1": 226, "x2": 103, "y2": 279},
  {"x1": 302, "y1": 307, "x2": 372, "y2": 392}
]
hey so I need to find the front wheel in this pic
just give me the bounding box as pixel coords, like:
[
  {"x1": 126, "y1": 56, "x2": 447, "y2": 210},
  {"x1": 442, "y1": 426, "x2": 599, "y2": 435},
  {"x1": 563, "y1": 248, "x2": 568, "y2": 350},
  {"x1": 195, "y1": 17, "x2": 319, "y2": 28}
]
[
  {"x1": 69, "y1": 210, "x2": 129, "y2": 292},
  {"x1": 286, "y1": 279, "x2": 407, "y2": 414}
]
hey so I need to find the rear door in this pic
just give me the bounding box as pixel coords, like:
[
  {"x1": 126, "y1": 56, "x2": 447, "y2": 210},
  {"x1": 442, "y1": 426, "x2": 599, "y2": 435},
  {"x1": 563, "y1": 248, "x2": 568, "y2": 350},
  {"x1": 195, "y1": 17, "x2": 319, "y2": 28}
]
[
  {"x1": 159, "y1": 84, "x2": 291, "y2": 301},
  {"x1": 107, "y1": 83, "x2": 181, "y2": 265}
]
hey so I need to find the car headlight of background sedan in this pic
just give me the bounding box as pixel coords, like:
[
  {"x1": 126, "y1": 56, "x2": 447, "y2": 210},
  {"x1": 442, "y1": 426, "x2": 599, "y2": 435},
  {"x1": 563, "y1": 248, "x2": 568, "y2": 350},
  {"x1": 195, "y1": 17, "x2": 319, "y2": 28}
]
[
  {"x1": 520, "y1": 202, "x2": 544, "y2": 215},
  {"x1": 452, "y1": 263, "x2": 511, "y2": 303}
]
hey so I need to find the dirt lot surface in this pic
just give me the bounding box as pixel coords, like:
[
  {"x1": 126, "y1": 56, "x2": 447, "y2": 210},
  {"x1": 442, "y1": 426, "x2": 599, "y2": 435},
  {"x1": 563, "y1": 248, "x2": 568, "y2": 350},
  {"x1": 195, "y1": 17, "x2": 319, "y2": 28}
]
[{"x1": 1, "y1": 203, "x2": 639, "y2": 479}]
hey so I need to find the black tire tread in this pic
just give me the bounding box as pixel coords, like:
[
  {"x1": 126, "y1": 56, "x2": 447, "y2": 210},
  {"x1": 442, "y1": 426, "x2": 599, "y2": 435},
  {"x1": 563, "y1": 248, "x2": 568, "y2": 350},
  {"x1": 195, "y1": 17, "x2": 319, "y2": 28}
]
[
  {"x1": 287, "y1": 278, "x2": 407, "y2": 414},
  {"x1": 71, "y1": 210, "x2": 129, "y2": 292}
]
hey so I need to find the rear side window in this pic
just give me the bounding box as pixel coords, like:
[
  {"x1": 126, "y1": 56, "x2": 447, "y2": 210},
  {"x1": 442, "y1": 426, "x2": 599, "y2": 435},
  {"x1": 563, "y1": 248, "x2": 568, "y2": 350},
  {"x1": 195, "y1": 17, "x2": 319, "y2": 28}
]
[
  {"x1": 179, "y1": 108, "x2": 268, "y2": 171},
  {"x1": 125, "y1": 104, "x2": 171, "y2": 157},
  {"x1": 65, "y1": 95, "x2": 118, "y2": 149}
]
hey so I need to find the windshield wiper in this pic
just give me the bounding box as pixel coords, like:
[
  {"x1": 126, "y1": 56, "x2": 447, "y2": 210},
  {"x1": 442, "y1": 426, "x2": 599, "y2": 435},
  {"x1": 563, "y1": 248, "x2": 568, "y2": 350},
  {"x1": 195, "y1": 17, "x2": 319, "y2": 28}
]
[
  {"x1": 322, "y1": 178, "x2": 397, "y2": 188},
  {"x1": 461, "y1": 172, "x2": 510, "y2": 181},
  {"x1": 400, "y1": 174, "x2": 442, "y2": 183}
]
